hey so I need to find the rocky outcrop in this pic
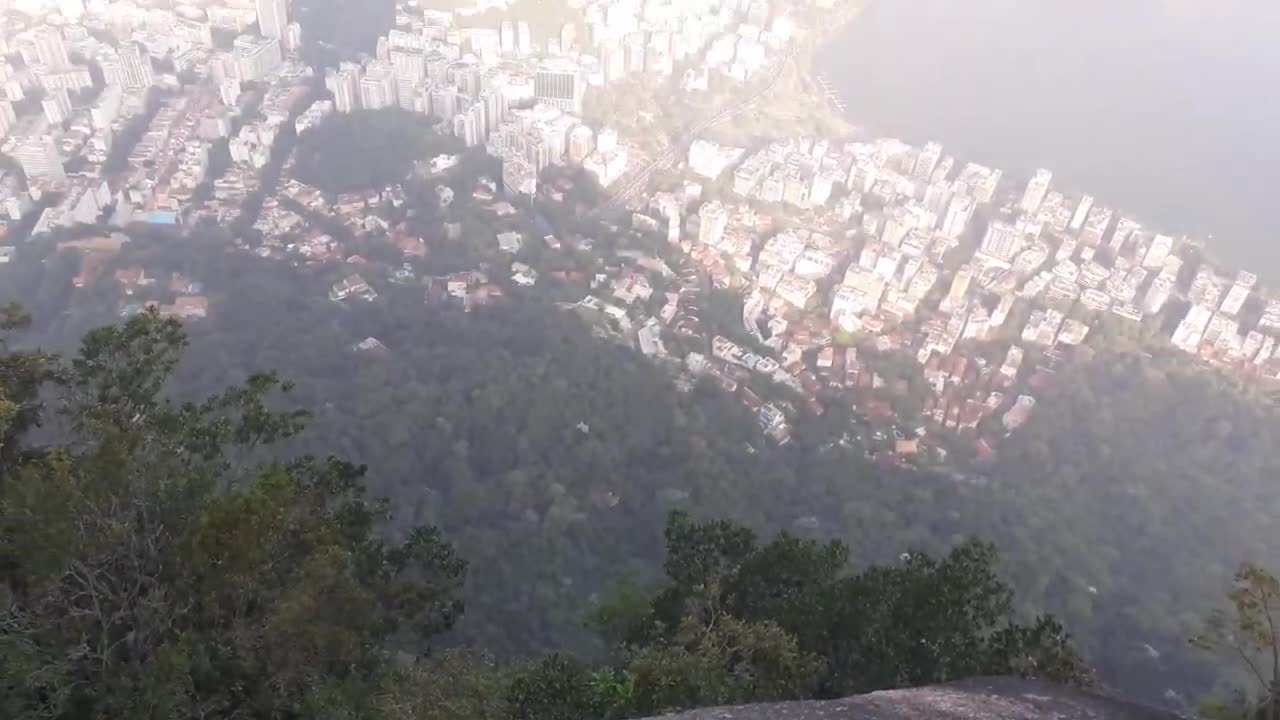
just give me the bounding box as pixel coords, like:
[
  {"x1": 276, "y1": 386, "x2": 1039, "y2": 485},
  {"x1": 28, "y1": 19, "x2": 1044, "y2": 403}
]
[{"x1": 645, "y1": 677, "x2": 1191, "y2": 720}]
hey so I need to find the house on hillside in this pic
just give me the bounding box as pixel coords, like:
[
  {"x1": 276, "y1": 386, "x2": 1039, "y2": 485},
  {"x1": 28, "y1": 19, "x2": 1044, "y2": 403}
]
[
  {"x1": 330, "y1": 274, "x2": 377, "y2": 302},
  {"x1": 158, "y1": 296, "x2": 209, "y2": 320}
]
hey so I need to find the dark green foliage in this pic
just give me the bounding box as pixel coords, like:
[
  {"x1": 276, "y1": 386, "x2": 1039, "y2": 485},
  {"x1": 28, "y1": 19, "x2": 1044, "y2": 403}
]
[
  {"x1": 596, "y1": 512, "x2": 1090, "y2": 715},
  {"x1": 978, "y1": 349, "x2": 1280, "y2": 701},
  {"x1": 0, "y1": 312, "x2": 467, "y2": 719},
  {"x1": 0, "y1": 305, "x2": 1100, "y2": 719},
  {"x1": 808, "y1": 543, "x2": 1089, "y2": 694},
  {"x1": 723, "y1": 533, "x2": 849, "y2": 628},
  {"x1": 508, "y1": 655, "x2": 605, "y2": 720},
  {"x1": 0, "y1": 303, "x2": 58, "y2": 476},
  {"x1": 661, "y1": 511, "x2": 760, "y2": 620},
  {"x1": 1192, "y1": 563, "x2": 1280, "y2": 720},
  {"x1": 293, "y1": 109, "x2": 464, "y2": 195},
  {"x1": 622, "y1": 617, "x2": 824, "y2": 715},
  {"x1": 0, "y1": 221, "x2": 1265, "y2": 710},
  {"x1": 373, "y1": 650, "x2": 511, "y2": 720}
]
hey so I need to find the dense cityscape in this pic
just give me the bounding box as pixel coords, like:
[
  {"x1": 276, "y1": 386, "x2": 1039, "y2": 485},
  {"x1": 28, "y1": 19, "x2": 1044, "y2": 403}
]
[
  {"x1": 1, "y1": 0, "x2": 1277, "y2": 467},
  {"x1": 8, "y1": 1, "x2": 1280, "y2": 718}
]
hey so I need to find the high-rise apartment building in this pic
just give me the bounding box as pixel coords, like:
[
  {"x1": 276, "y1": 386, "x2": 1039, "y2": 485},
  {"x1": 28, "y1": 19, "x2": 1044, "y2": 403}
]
[
  {"x1": 973, "y1": 166, "x2": 1001, "y2": 204},
  {"x1": 89, "y1": 86, "x2": 121, "y2": 130},
  {"x1": 477, "y1": 90, "x2": 500, "y2": 136},
  {"x1": 234, "y1": 35, "x2": 282, "y2": 81},
  {"x1": 941, "y1": 194, "x2": 975, "y2": 239},
  {"x1": 325, "y1": 63, "x2": 361, "y2": 113},
  {"x1": 602, "y1": 41, "x2": 626, "y2": 83},
  {"x1": 697, "y1": 201, "x2": 728, "y2": 247},
  {"x1": 568, "y1": 123, "x2": 595, "y2": 164},
  {"x1": 423, "y1": 10, "x2": 451, "y2": 37},
  {"x1": 534, "y1": 59, "x2": 583, "y2": 114},
  {"x1": 430, "y1": 83, "x2": 459, "y2": 122},
  {"x1": 256, "y1": 0, "x2": 289, "y2": 39},
  {"x1": 979, "y1": 220, "x2": 1023, "y2": 263},
  {"x1": 391, "y1": 50, "x2": 425, "y2": 110},
  {"x1": 219, "y1": 78, "x2": 242, "y2": 107},
  {"x1": 453, "y1": 61, "x2": 482, "y2": 99},
  {"x1": 1141, "y1": 234, "x2": 1173, "y2": 269},
  {"x1": 941, "y1": 264, "x2": 974, "y2": 313},
  {"x1": 30, "y1": 27, "x2": 71, "y2": 69},
  {"x1": 14, "y1": 135, "x2": 66, "y2": 181},
  {"x1": 453, "y1": 102, "x2": 486, "y2": 146},
  {"x1": 359, "y1": 64, "x2": 397, "y2": 110},
  {"x1": 1219, "y1": 271, "x2": 1257, "y2": 317},
  {"x1": 1069, "y1": 194, "x2": 1094, "y2": 231},
  {"x1": 469, "y1": 28, "x2": 500, "y2": 62},
  {"x1": 517, "y1": 22, "x2": 532, "y2": 55},
  {"x1": 0, "y1": 100, "x2": 17, "y2": 139},
  {"x1": 913, "y1": 141, "x2": 942, "y2": 181},
  {"x1": 559, "y1": 23, "x2": 576, "y2": 54},
  {"x1": 500, "y1": 21, "x2": 516, "y2": 54},
  {"x1": 42, "y1": 89, "x2": 72, "y2": 124},
  {"x1": 284, "y1": 22, "x2": 303, "y2": 53},
  {"x1": 174, "y1": 16, "x2": 215, "y2": 47},
  {"x1": 119, "y1": 42, "x2": 154, "y2": 90},
  {"x1": 921, "y1": 181, "x2": 953, "y2": 218},
  {"x1": 1019, "y1": 168, "x2": 1053, "y2": 215}
]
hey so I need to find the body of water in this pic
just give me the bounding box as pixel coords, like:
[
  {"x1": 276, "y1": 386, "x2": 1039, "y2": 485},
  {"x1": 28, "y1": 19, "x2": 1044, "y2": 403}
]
[{"x1": 816, "y1": 0, "x2": 1280, "y2": 279}]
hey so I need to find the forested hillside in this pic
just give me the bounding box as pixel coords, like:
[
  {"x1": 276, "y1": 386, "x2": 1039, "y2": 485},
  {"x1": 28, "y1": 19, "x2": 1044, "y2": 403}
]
[
  {"x1": 978, "y1": 350, "x2": 1280, "y2": 700},
  {"x1": 0, "y1": 232, "x2": 975, "y2": 659},
  {"x1": 0, "y1": 309, "x2": 1092, "y2": 717},
  {"x1": 4, "y1": 226, "x2": 1280, "y2": 710}
]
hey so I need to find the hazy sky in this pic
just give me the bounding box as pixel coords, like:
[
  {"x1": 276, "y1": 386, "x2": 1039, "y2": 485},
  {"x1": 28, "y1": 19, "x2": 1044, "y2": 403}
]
[{"x1": 818, "y1": 0, "x2": 1280, "y2": 277}]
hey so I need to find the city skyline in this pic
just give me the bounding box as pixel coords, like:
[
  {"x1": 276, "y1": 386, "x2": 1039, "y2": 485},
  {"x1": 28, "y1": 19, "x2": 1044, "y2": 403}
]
[
  {"x1": 1, "y1": 2, "x2": 1278, "y2": 714},
  {"x1": 0, "y1": 0, "x2": 1277, "y2": 450}
]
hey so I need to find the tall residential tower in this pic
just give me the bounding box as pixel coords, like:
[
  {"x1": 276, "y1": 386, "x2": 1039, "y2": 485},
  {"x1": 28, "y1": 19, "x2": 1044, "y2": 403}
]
[{"x1": 256, "y1": 0, "x2": 289, "y2": 39}]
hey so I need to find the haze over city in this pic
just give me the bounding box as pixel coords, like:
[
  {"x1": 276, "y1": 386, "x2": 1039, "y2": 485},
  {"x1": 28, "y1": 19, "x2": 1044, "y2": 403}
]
[
  {"x1": 819, "y1": 0, "x2": 1280, "y2": 276},
  {"x1": 1, "y1": 0, "x2": 1279, "y2": 718}
]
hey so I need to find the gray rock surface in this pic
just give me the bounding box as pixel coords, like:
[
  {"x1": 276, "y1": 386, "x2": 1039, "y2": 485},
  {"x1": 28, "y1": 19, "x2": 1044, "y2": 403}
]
[{"x1": 646, "y1": 677, "x2": 1192, "y2": 720}]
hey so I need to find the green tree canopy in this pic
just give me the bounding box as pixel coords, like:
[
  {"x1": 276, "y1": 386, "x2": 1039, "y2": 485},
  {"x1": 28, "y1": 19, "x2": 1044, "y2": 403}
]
[
  {"x1": 1193, "y1": 563, "x2": 1280, "y2": 720},
  {"x1": 293, "y1": 109, "x2": 465, "y2": 195},
  {"x1": 593, "y1": 511, "x2": 1091, "y2": 714},
  {"x1": 0, "y1": 311, "x2": 467, "y2": 719}
]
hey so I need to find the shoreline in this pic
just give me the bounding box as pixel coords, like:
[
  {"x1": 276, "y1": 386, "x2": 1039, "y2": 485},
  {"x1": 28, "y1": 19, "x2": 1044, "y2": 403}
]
[
  {"x1": 801, "y1": 1, "x2": 1273, "y2": 290},
  {"x1": 807, "y1": 0, "x2": 871, "y2": 128},
  {"x1": 768, "y1": 0, "x2": 871, "y2": 139}
]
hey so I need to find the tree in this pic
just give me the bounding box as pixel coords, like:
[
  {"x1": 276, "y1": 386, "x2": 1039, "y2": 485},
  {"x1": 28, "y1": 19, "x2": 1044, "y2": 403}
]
[
  {"x1": 658, "y1": 510, "x2": 759, "y2": 629},
  {"x1": 0, "y1": 311, "x2": 468, "y2": 719},
  {"x1": 292, "y1": 109, "x2": 464, "y2": 195},
  {"x1": 600, "y1": 512, "x2": 1093, "y2": 704},
  {"x1": 818, "y1": 543, "x2": 1024, "y2": 692},
  {"x1": 0, "y1": 303, "x2": 58, "y2": 481},
  {"x1": 723, "y1": 532, "x2": 849, "y2": 630},
  {"x1": 370, "y1": 650, "x2": 510, "y2": 720},
  {"x1": 1193, "y1": 563, "x2": 1280, "y2": 720},
  {"x1": 623, "y1": 617, "x2": 823, "y2": 716},
  {"x1": 11, "y1": 221, "x2": 1216, "y2": 705},
  {"x1": 507, "y1": 655, "x2": 604, "y2": 720}
]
